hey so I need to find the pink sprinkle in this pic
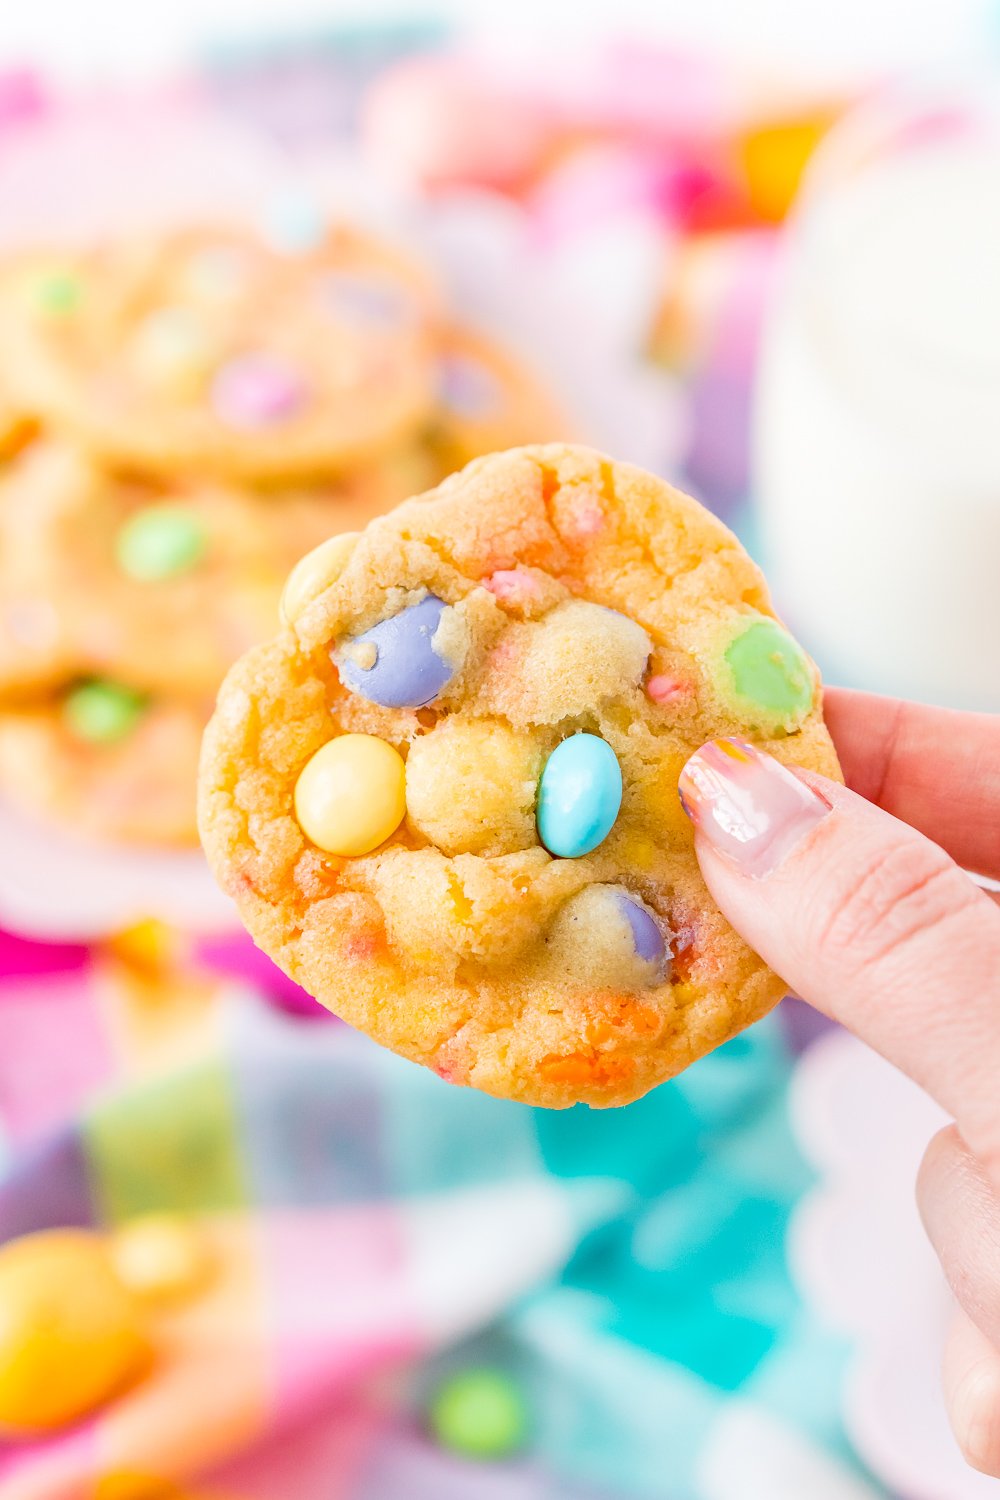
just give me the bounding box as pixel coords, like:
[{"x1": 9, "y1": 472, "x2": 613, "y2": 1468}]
[
  {"x1": 345, "y1": 930, "x2": 380, "y2": 962},
  {"x1": 485, "y1": 567, "x2": 540, "y2": 603},
  {"x1": 212, "y1": 352, "x2": 306, "y2": 429},
  {"x1": 569, "y1": 503, "x2": 604, "y2": 538},
  {"x1": 646, "y1": 674, "x2": 686, "y2": 704}
]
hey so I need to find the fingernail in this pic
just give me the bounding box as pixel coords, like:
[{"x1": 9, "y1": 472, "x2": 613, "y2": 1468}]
[{"x1": 678, "y1": 738, "x2": 831, "y2": 879}]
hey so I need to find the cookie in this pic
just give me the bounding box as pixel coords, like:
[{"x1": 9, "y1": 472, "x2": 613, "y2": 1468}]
[
  {"x1": 0, "y1": 226, "x2": 439, "y2": 481},
  {"x1": 0, "y1": 685, "x2": 205, "y2": 845},
  {"x1": 430, "y1": 326, "x2": 570, "y2": 469},
  {"x1": 199, "y1": 444, "x2": 839, "y2": 1109},
  {"x1": 0, "y1": 381, "x2": 31, "y2": 458},
  {"x1": 0, "y1": 438, "x2": 437, "y2": 699}
]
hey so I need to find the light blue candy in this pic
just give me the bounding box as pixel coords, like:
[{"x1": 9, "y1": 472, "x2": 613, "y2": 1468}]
[
  {"x1": 537, "y1": 733, "x2": 622, "y2": 858},
  {"x1": 262, "y1": 191, "x2": 327, "y2": 255}
]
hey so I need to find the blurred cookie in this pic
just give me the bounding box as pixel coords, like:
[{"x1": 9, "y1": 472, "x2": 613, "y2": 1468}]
[
  {"x1": 0, "y1": 683, "x2": 204, "y2": 845},
  {"x1": 430, "y1": 326, "x2": 570, "y2": 469},
  {"x1": 0, "y1": 438, "x2": 434, "y2": 699},
  {"x1": 199, "y1": 444, "x2": 839, "y2": 1108},
  {"x1": 0, "y1": 226, "x2": 440, "y2": 481},
  {"x1": 0, "y1": 380, "x2": 32, "y2": 458}
]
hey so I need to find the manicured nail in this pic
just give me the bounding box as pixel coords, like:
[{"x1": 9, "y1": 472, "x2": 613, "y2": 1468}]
[{"x1": 678, "y1": 738, "x2": 831, "y2": 879}]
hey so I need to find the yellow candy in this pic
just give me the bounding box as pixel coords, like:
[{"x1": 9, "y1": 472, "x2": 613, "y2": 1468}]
[
  {"x1": 280, "y1": 532, "x2": 359, "y2": 626},
  {"x1": 110, "y1": 1215, "x2": 213, "y2": 1306},
  {"x1": 0, "y1": 1230, "x2": 149, "y2": 1434},
  {"x1": 130, "y1": 307, "x2": 214, "y2": 397},
  {"x1": 294, "y1": 733, "x2": 406, "y2": 856},
  {"x1": 741, "y1": 113, "x2": 833, "y2": 222},
  {"x1": 107, "y1": 918, "x2": 176, "y2": 972}
]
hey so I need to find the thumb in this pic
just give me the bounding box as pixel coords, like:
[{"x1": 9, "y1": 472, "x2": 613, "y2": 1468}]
[{"x1": 679, "y1": 738, "x2": 1000, "y2": 1187}]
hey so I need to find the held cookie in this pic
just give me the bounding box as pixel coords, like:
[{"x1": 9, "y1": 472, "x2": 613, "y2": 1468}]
[
  {"x1": 199, "y1": 445, "x2": 840, "y2": 1108},
  {"x1": 0, "y1": 439, "x2": 433, "y2": 699},
  {"x1": 0, "y1": 226, "x2": 439, "y2": 482}
]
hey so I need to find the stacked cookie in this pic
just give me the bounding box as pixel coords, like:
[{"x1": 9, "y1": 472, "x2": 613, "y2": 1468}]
[{"x1": 0, "y1": 220, "x2": 566, "y2": 843}]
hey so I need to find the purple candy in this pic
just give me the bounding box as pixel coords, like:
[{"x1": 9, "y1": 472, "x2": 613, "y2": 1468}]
[
  {"x1": 321, "y1": 271, "x2": 411, "y2": 328},
  {"x1": 212, "y1": 351, "x2": 305, "y2": 429},
  {"x1": 437, "y1": 355, "x2": 503, "y2": 419},
  {"x1": 335, "y1": 594, "x2": 455, "y2": 709},
  {"x1": 612, "y1": 890, "x2": 666, "y2": 969}
]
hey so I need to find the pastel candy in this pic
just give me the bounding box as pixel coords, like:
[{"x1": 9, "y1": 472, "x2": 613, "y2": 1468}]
[
  {"x1": 546, "y1": 883, "x2": 668, "y2": 986},
  {"x1": 64, "y1": 680, "x2": 146, "y2": 745},
  {"x1": 438, "y1": 354, "x2": 503, "y2": 418},
  {"x1": 612, "y1": 889, "x2": 667, "y2": 967},
  {"x1": 27, "y1": 267, "x2": 82, "y2": 317},
  {"x1": 294, "y1": 732, "x2": 405, "y2": 856},
  {"x1": 0, "y1": 1230, "x2": 148, "y2": 1433},
  {"x1": 335, "y1": 595, "x2": 456, "y2": 708},
  {"x1": 322, "y1": 271, "x2": 411, "y2": 328},
  {"x1": 281, "y1": 532, "x2": 359, "y2": 626},
  {"x1": 212, "y1": 352, "x2": 306, "y2": 429},
  {"x1": 131, "y1": 307, "x2": 213, "y2": 394},
  {"x1": 429, "y1": 1367, "x2": 528, "y2": 1460},
  {"x1": 262, "y1": 191, "x2": 327, "y2": 254},
  {"x1": 110, "y1": 1214, "x2": 212, "y2": 1305},
  {"x1": 537, "y1": 732, "x2": 622, "y2": 858},
  {"x1": 116, "y1": 503, "x2": 207, "y2": 581},
  {"x1": 724, "y1": 617, "x2": 813, "y2": 722}
]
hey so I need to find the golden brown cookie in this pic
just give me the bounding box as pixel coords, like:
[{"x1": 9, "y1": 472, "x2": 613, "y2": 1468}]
[
  {"x1": 0, "y1": 438, "x2": 436, "y2": 699},
  {"x1": 0, "y1": 684, "x2": 205, "y2": 845},
  {"x1": 199, "y1": 445, "x2": 840, "y2": 1108},
  {"x1": 429, "y1": 325, "x2": 570, "y2": 470},
  {"x1": 0, "y1": 227, "x2": 439, "y2": 482}
]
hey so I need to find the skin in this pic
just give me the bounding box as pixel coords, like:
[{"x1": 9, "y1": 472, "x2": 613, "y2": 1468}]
[{"x1": 683, "y1": 687, "x2": 1000, "y2": 1477}]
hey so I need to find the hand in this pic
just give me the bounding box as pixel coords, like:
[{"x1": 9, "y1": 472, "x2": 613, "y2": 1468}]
[{"x1": 679, "y1": 688, "x2": 1000, "y2": 1475}]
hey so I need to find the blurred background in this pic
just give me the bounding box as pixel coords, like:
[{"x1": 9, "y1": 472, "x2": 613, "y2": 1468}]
[{"x1": 0, "y1": 4, "x2": 998, "y2": 1498}]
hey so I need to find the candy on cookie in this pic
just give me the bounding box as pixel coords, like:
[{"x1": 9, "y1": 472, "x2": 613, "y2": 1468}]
[
  {"x1": 0, "y1": 227, "x2": 440, "y2": 481},
  {"x1": 0, "y1": 438, "x2": 412, "y2": 702},
  {"x1": 198, "y1": 444, "x2": 840, "y2": 1108}
]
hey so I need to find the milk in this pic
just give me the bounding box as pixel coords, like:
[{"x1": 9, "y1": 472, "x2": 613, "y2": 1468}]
[{"x1": 755, "y1": 93, "x2": 1000, "y2": 710}]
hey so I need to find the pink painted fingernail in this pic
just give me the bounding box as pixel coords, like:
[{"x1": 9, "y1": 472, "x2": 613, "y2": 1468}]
[{"x1": 678, "y1": 738, "x2": 831, "y2": 879}]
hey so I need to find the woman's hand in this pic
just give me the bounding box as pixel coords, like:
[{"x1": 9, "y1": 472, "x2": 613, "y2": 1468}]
[{"x1": 679, "y1": 688, "x2": 1000, "y2": 1475}]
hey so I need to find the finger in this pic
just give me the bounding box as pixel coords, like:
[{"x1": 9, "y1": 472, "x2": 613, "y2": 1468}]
[
  {"x1": 942, "y1": 1306, "x2": 1000, "y2": 1478},
  {"x1": 823, "y1": 688, "x2": 1000, "y2": 880},
  {"x1": 918, "y1": 1127, "x2": 1000, "y2": 1349},
  {"x1": 678, "y1": 740, "x2": 1000, "y2": 1186}
]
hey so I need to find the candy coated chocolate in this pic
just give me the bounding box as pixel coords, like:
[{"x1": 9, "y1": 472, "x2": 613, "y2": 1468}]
[
  {"x1": 336, "y1": 594, "x2": 455, "y2": 708},
  {"x1": 536, "y1": 733, "x2": 622, "y2": 858},
  {"x1": 612, "y1": 889, "x2": 666, "y2": 968}
]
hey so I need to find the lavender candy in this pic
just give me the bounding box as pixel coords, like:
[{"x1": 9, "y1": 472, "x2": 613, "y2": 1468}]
[
  {"x1": 611, "y1": 890, "x2": 667, "y2": 972},
  {"x1": 334, "y1": 594, "x2": 456, "y2": 709}
]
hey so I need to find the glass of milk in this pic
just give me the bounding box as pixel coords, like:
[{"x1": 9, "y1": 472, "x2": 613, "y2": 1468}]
[{"x1": 754, "y1": 75, "x2": 1000, "y2": 711}]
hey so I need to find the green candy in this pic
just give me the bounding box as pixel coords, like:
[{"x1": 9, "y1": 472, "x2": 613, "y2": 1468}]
[
  {"x1": 64, "y1": 681, "x2": 147, "y2": 745},
  {"x1": 428, "y1": 1367, "x2": 528, "y2": 1461},
  {"x1": 115, "y1": 504, "x2": 207, "y2": 582},
  {"x1": 725, "y1": 618, "x2": 814, "y2": 722},
  {"x1": 29, "y1": 269, "x2": 83, "y2": 317}
]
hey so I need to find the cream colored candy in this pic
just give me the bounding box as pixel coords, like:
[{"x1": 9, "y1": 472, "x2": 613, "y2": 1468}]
[
  {"x1": 405, "y1": 717, "x2": 542, "y2": 856},
  {"x1": 110, "y1": 1214, "x2": 213, "y2": 1306},
  {"x1": 281, "y1": 532, "x2": 359, "y2": 625},
  {"x1": 130, "y1": 306, "x2": 215, "y2": 397},
  {"x1": 543, "y1": 883, "x2": 667, "y2": 988},
  {"x1": 294, "y1": 732, "x2": 405, "y2": 855}
]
